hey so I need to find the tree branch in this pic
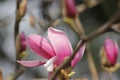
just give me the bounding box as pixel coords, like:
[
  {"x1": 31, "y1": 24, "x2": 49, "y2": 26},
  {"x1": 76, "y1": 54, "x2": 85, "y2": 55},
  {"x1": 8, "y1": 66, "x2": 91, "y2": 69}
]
[
  {"x1": 111, "y1": 23, "x2": 120, "y2": 34},
  {"x1": 0, "y1": 69, "x2": 2, "y2": 80},
  {"x1": 51, "y1": 9, "x2": 120, "y2": 80},
  {"x1": 74, "y1": 12, "x2": 99, "y2": 80},
  {"x1": 7, "y1": 0, "x2": 27, "y2": 80}
]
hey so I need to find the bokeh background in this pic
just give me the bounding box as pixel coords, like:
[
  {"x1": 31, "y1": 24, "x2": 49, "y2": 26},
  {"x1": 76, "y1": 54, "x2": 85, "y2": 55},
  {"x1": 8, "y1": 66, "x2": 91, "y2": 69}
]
[{"x1": 0, "y1": 0, "x2": 120, "y2": 80}]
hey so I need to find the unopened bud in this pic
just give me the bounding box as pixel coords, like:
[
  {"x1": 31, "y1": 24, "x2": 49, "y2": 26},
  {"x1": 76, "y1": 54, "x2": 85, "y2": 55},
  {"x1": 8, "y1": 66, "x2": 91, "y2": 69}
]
[
  {"x1": 104, "y1": 39, "x2": 119, "y2": 66},
  {"x1": 65, "y1": 0, "x2": 77, "y2": 18},
  {"x1": 20, "y1": 31, "x2": 26, "y2": 52},
  {"x1": 19, "y1": 0, "x2": 27, "y2": 17},
  {"x1": 100, "y1": 38, "x2": 119, "y2": 67}
]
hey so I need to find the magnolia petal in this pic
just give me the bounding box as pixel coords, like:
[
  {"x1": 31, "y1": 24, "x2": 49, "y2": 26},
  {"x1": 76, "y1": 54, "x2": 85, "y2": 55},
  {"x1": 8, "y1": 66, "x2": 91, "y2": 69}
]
[
  {"x1": 48, "y1": 72, "x2": 53, "y2": 80},
  {"x1": 72, "y1": 44, "x2": 86, "y2": 68},
  {"x1": 48, "y1": 27, "x2": 73, "y2": 66},
  {"x1": 27, "y1": 34, "x2": 55, "y2": 59},
  {"x1": 17, "y1": 60, "x2": 46, "y2": 67},
  {"x1": 44, "y1": 57, "x2": 56, "y2": 72},
  {"x1": 104, "y1": 39, "x2": 117, "y2": 65}
]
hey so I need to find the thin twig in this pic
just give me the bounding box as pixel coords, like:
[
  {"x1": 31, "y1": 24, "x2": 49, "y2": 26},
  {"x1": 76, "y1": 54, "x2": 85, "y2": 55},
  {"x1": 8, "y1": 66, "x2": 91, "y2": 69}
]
[
  {"x1": 7, "y1": 0, "x2": 27, "y2": 79},
  {"x1": 0, "y1": 69, "x2": 2, "y2": 80},
  {"x1": 74, "y1": 13, "x2": 99, "y2": 80},
  {"x1": 84, "y1": 10, "x2": 120, "y2": 41},
  {"x1": 111, "y1": 23, "x2": 120, "y2": 34},
  {"x1": 33, "y1": 78, "x2": 88, "y2": 80},
  {"x1": 6, "y1": 67, "x2": 24, "y2": 80},
  {"x1": 15, "y1": 0, "x2": 22, "y2": 39},
  {"x1": 74, "y1": 14, "x2": 84, "y2": 36},
  {"x1": 83, "y1": 0, "x2": 104, "y2": 8},
  {"x1": 86, "y1": 45, "x2": 99, "y2": 80},
  {"x1": 51, "y1": 9, "x2": 120, "y2": 80},
  {"x1": 77, "y1": 0, "x2": 104, "y2": 13}
]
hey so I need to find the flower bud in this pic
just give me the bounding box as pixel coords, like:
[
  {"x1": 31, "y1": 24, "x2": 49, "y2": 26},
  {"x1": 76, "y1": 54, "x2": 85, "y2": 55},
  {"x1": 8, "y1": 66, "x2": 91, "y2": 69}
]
[
  {"x1": 20, "y1": 31, "x2": 26, "y2": 52},
  {"x1": 65, "y1": 0, "x2": 77, "y2": 18},
  {"x1": 100, "y1": 38, "x2": 119, "y2": 67},
  {"x1": 19, "y1": 0, "x2": 27, "y2": 17},
  {"x1": 104, "y1": 39, "x2": 119, "y2": 66}
]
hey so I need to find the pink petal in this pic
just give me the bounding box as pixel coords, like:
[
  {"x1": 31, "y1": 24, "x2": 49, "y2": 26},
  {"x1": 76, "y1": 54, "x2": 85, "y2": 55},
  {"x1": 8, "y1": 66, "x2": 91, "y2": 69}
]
[
  {"x1": 44, "y1": 57, "x2": 56, "y2": 72},
  {"x1": 17, "y1": 60, "x2": 46, "y2": 67},
  {"x1": 48, "y1": 27, "x2": 73, "y2": 66},
  {"x1": 65, "y1": 0, "x2": 77, "y2": 18},
  {"x1": 72, "y1": 44, "x2": 86, "y2": 68},
  {"x1": 48, "y1": 72, "x2": 53, "y2": 80},
  {"x1": 104, "y1": 39, "x2": 118, "y2": 65},
  {"x1": 27, "y1": 34, "x2": 55, "y2": 59}
]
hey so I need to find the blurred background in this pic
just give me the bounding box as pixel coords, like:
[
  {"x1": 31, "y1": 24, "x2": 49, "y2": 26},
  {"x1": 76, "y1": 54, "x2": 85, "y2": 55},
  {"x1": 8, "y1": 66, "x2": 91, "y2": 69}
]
[{"x1": 0, "y1": 0, "x2": 120, "y2": 80}]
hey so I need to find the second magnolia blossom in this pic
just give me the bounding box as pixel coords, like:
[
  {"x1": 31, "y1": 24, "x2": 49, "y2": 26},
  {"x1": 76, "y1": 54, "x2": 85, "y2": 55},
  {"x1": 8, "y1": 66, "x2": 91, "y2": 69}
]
[
  {"x1": 100, "y1": 38, "x2": 119, "y2": 67},
  {"x1": 18, "y1": 27, "x2": 85, "y2": 73}
]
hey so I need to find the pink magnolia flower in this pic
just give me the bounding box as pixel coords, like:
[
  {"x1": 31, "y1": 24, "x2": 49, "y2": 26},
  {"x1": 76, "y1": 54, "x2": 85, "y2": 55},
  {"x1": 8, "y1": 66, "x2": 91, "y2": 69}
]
[
  {"x1": 20, "y1": 31, "x2": 26, "y2": 52},
  {"x1": 104, "y1": 38, "x2": 119, "y2": 66},
  {"x1": 17, "y1": 27, "x2": 85, "y2": 73},
  {"x1": 65, "y1": 0, "x2": 77, "y2": 18}
]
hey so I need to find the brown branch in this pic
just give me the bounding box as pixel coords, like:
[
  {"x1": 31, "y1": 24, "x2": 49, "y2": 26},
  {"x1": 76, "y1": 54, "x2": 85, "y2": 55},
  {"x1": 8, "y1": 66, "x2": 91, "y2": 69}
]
[
  {"x1": 74, "y1": 13, "x2": 99, "y2": 80},
  {"x1": 61, "y1": 0, "x2": 66, "y2": 17},
  {"x1": 41, "y1": 0, "x2": 55, "y2": 20},
  {"x1": 51, "y1": 9, "x2": 120, "y2": 80},
  {"x1": 86, "y1": 45, "x2": 99, "y2": 80},
  {"x1": 84, "y1": 10, "x2": 120, "y2": 41},
  {"x1": 83, "y1": 0, "x2": 103, "y2": 8},
  {"x1": 77, "y1": 0, "x2": 104, "y2": 13},
  {"x1": 33, "y1": 78, "x2": 87, "y2": 80},
  {"x1": 15, "y1": 0, "x2": 21, "y2": 39},
  {"x1": 111, "y1": 23, "x2": 120, "y2": 34},
  {"x1": 0, "y1": 69, "x2": 2, "y2": 80},
  {"x1": 6, "y1": 67, "x2": 24, "y2": 80},
  {"x1": 76, "y1": 4, "x2": 87, "y2": 13},
  {"x1": 7, "y1": 0, "x2": 27, "y2": 80}
]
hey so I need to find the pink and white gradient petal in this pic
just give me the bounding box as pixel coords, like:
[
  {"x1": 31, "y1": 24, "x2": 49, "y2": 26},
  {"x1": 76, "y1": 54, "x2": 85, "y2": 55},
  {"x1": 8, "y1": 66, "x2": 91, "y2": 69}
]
[
  {"x1": 48, "y1": 27, "x2": 73, "y2": 66},
  {"x1": 17, "y1": 60, "x2": 46, "y2": 67},
  {"x1": 27, "y1": 34, "x2": 55, "y2": 59},
  {"x1": 72, "y1": 44, "x2": 86, "y2": 68},
  {"x1": 44, "y1": 57, "x2": 56, "y2": 72}
]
